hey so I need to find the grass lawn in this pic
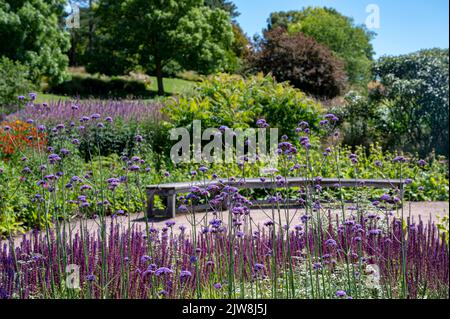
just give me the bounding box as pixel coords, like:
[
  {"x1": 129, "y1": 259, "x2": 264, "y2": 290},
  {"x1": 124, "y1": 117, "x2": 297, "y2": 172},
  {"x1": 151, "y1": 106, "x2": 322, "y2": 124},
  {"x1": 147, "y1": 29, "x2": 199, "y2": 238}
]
[
  {"x1": 147, "y1": 76, "x2": 196, "y2": 96},
  {"x1": 36, "y1": 93, "x2": 72, "y2": 103},
  {"x1": 40, "y1": 68, "x2": 197, "y2": 102}
]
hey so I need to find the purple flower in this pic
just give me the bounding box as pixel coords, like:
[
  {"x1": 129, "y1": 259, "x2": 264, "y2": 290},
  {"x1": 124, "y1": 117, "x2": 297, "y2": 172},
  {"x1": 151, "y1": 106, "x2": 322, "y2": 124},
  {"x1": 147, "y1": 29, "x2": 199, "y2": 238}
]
[
  {"x1": 86, "y1": 274, "x2": 96, "y2": 282},
  {"x1": 418, "y1": 159, "x2": 427, "y2": 166},
  {"x1": 336, "y1": 290, "x2": 347, "y2": 298},
  {"x1": 325, "y1": 239, "x2": 337, "y2": 247},
  {"x1": 129, "y1": 165, "x2": 140, "y2": 172},
  {"x1": 393, "y1": 156, "x2": 407, "y2": 163},
  {"x1": 180, "y1": 270, "x2": 192, "y2": 279},
  {"x1": 214, "y1": 283, "x2": 222, "y2": 290},
  {"x1": 404, "y1": 178, "x2": 413, "y2": 185},
  {"x1": 256, "y1": 119, "x2": 269, "y2": 128},
  {"x1": 254, "y1": 263, "x2": 265, "y2": 272},
  {"x1": 165, "y1": 220, "x2": 176, "y2": 228},
  {"x1": 155, "y1": 267, "x2": 173, "y2": 276},
  {"x1": 190, "y1": 256, "x2": 198, "y2": 264}
]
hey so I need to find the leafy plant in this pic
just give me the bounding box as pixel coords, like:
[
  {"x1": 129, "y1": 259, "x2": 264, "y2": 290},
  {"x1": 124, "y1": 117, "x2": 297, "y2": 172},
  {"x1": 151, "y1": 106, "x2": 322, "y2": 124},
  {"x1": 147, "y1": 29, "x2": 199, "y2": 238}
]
[
  {"x1": 164, "y1": 73, "x2": 324, "y2": 138},
  {"x1": 249, "y1": 27, "x2": 347, "y2": 99},
  {"x1": 0, "y1": 57, "x2": 35, "y2": 110}
]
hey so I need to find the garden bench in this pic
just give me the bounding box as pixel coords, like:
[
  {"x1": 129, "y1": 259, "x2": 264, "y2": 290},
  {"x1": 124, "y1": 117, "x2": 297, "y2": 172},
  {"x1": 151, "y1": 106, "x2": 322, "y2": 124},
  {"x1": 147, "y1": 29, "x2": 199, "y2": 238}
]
[{"x1": 146, "y1": 178, "x2": 404, "y2": 219}]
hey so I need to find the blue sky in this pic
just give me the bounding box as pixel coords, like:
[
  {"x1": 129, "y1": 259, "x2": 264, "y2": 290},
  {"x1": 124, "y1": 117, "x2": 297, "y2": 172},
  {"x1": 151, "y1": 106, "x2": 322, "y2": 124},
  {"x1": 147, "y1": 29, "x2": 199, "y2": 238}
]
[{"x1": 233, "y1": 0, "x2": 449, "y2": 57}]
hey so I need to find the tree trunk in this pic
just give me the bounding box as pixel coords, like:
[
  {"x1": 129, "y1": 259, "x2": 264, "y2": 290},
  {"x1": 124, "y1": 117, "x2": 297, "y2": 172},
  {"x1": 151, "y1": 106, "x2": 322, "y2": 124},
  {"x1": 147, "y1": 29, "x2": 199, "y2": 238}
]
[{"x1": 155, "y1": 58, "x2": 165, "y2": 96}]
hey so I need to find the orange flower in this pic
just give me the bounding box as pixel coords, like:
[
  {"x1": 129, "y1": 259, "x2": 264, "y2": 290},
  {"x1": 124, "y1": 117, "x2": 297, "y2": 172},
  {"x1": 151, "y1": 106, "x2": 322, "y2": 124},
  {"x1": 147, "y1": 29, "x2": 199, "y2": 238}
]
[{"x1": 0, "y1": 121, "x2": 47, "y2": 161}]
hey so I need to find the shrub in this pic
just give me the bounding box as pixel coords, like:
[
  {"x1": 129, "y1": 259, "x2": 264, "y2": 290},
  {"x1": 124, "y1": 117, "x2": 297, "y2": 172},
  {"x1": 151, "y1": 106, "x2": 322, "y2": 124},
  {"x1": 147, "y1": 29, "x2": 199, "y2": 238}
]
[
  {"x1": 164, "y1": 73, "x2": 324, "y2": 138},
  {"x1": 48, "y1": 74, "x2": 150, "y2": 99},
  {"x1": 249, "y1": 28, "x2": 347, "y2": 99},
  {"x1": 0, "y1": 57, "x2": 35, "y2": 111}
]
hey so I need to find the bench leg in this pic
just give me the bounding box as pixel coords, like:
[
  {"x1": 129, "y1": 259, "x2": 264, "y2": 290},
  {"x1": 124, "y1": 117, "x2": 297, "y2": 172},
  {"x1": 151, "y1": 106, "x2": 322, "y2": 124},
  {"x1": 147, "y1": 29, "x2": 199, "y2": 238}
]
[
  {"x1": 166, "y1": 195, "x2": 176, "y2": 219},
  {"x1": 147, "y1": 190, "x2": 155, "y2": 218}
]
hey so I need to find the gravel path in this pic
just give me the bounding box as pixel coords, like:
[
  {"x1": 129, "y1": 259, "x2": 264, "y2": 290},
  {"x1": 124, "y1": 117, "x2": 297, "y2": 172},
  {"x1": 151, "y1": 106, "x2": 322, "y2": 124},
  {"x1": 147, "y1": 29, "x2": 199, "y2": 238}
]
[{"x1": 4, "y1": 202, "x2": 449, "y2": 247}]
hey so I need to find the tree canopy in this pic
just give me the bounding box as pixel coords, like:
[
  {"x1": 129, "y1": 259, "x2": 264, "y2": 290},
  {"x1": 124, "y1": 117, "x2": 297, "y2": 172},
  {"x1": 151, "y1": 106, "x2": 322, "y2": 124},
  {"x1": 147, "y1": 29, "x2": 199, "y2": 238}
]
[
  {"x1": 268, "y1": 7, "x2": 375, "y2": 87},
  {"x1": 372, "y1": 48, "x2": 449, "y2": 156},
  {"x1": 0, "y1": 0, "x2": 70, "y2": 84},
  {"x1": 87, "y1": 0, "x2": 234, "y2": 95},
  {"x1": 250, "y1": 27, "x2": 347, "y2": 99},
  {"x1": 204, "y1": 0, "x2": 239, "y2": 19}
]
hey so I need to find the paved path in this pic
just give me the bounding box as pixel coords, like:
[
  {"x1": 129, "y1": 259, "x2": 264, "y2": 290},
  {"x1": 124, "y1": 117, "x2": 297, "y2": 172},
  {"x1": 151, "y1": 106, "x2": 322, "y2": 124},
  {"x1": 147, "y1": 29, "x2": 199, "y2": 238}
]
[{"x1": 4, "y1": 202, "x2": 449, "y2": 247}]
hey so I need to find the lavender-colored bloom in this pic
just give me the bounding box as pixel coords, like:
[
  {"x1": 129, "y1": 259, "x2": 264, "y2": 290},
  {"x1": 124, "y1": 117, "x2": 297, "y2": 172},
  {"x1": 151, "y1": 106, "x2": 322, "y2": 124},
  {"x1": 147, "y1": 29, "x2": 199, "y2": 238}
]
[
  {"x1": 165, "y1": 220, "x2": 176, "y2": 228},
  {"x1": 86, "y1": 275, "x2": 96, "y2": 282},
  {"x1": 254, "y1": 263, "x2": 265, "y2": 272},
  {"x1": 129, "y1": 165, "x2": 140, "y2": 172},
  {"x1": 48, "y1": 153, "x2": 62, "y2": 163},
  {"x1": 256, "y1": 119, "x2": 269, "y2": 128},
  {"x1": 214, "y1": 283, "x2": 222, "y2": 290},
  {"x1": 325, "y1": 239, "x2": 337, "y2": 247},
  {"x1": 336, "y1": 290, "x2": 347, "y2": 298},
  {"x1": 368, "y1": 229, "x2": 382, "y2": 236},
  {"x1": 393, "y1": 156, "x2": 407, "y2": 163},
  {"x1": 404, "y1": 178, "x2": 413, "y2": 185},
  {"x1": 155, "y1": 267, "x2": 173, "y2": 276},
  {"x1": 180, "y1": 270, "x2": 192, "y2": 279},
  {"x1": 189, "y1": 256, "x2": 198, "y2": 264}
]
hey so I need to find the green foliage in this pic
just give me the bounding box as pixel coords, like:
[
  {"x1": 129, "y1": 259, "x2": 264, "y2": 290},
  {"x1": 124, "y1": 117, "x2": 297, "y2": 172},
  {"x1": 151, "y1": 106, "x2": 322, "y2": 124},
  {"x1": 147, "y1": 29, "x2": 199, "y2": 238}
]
[
  {"x1": 437, "y1": 215, "x2": 449, "y2": 243},
  {"x1": 0, "y1": 0, "x2": 70, "y2": 85},
  {"x1": 331, "y1": 91, "x2": 381, "y2": 148},
  {"x1": 88, "y1": 0, "x2": 234, "y2": 95},
  {"x1": 268, "y1": 7, "x2": 374, "y2": 87},
  {"x1": 372, "y1": 49, "x2": 449, "y2": 157},
  {"x1": 48, "y1": 74, "x2": 149, "y2": 99},
  {"x1": 249, "y1": 27, "x2": 347, "y2": 98},
  {"x1": 204, "y1": 0, "x2": 239, "y2": 19},
  {"x1": 0, "y1": 57, "x2": 35, "y2": 109},
  {"x1": 163, "y1": 73, "x2": 324, "y2": 137}
]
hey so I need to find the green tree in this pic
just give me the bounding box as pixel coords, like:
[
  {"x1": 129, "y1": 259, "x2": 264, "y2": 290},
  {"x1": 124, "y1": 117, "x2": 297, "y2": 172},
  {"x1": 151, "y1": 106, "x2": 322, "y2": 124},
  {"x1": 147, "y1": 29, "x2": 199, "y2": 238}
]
[
  {"x1": 372, "y1": 49, "x2": 449, "y2": 157},
  {"x1": 204, "y1": 0, "x2": 239, "y2": 19},
  {"x1": 0, "y1": 57, "x2": 35, "y2": 110},
  {"x1": 0, "y1": 0, "x2": 70, "y2": 85},
  {"x1": 89, "y1": 0, "x2": 234, "y2": 95},
  {"x1": 66, "y1": 1, "x2": 98, "y2": 66},
  {"x1": 268, "y1": 7, "x2": 375, "y2": 87}
]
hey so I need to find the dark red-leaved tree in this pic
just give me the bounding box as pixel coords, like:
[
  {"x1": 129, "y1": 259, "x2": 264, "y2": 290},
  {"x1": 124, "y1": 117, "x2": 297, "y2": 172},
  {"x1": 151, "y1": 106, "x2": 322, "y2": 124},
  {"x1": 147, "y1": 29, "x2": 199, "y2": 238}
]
[{"x1": 250, "y1": 27, "x2": 347, "y2": 99}]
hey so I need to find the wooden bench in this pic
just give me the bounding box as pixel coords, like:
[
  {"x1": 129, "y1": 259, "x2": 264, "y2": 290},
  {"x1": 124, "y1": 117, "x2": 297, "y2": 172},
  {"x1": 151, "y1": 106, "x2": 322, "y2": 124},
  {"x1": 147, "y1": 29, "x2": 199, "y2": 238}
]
[{"x1": 146, "y1": 178, "x2": 404, "y2": 219}]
